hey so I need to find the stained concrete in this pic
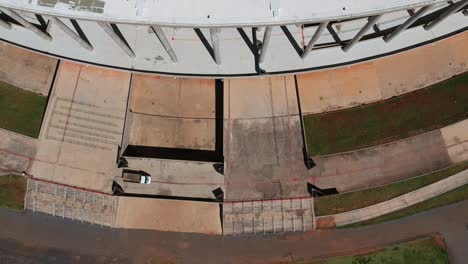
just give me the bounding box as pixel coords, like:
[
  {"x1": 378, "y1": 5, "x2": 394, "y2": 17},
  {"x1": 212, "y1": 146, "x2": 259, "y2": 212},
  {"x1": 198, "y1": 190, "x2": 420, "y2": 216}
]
[
  {"x1": 0, "y1": 43, "x2": 58, "y2": 95},
  {"x1": 115, "y1": 197, "x2": 222, "y2": 234},
  {"x1": 131, "y1": 75, "x2": 215, "y2": 118},
  {"x1": 38, "y1": 0, "x2": 105, "y2": 13},
  {"x1": 297, "y1": 63, "x2": 382, "y2": 113},
  {"x1": 0, "y1": 129, "x2": 37, "y2": 173},
  {"x1": 441, "y1": 119, "x2": 468, "y2": 164},
  {"x1": 129, "y1": 114, "x2": 215, "y2": 150},
  {"x1": 312, "y1": 130, "x2": 453, "y2": 192},
  {"x1": 225, "y1": 76, "x2": 309, "y2": 201},
  {"x1": 129, "y1": 75, "x2": 216, "y2": 150}
]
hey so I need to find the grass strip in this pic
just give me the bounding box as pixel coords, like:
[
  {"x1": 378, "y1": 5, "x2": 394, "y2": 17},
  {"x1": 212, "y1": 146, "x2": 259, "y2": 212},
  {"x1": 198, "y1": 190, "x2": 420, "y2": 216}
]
[
  {"x1": 0, "y1": 81, "x2": 47, "y2": 138},
  {"x1": 342, "y1": 183, "x2": 468, "y2": 228},
  {"x1": 0, "y1": 175, "x2": 26, "y2": 211},
  {"x1": 307, "y1": 236, "x2": 448, "y2": 264}
]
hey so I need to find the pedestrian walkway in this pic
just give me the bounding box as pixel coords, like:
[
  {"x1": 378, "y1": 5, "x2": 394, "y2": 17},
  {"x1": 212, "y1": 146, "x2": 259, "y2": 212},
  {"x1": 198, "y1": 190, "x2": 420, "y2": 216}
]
[
  {"x1": 317, "y1": 169, "x2": 468, "y2": 227},
  {"x1": 313, "y1": 119, "x2": 468, "y2": 192}
]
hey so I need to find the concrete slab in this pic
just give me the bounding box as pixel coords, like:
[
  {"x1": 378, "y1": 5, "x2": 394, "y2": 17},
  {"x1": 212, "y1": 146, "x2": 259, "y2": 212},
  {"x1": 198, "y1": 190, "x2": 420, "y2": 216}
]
[
  {"x1": 225, "y1": 76, "x2": 309, "y2": 201},
  {"x1": 312, "y1": 130, "x2": 453, "y2": 192},
  {"x1": 128, "y1": 75, "x2": 217, "y2": 150},
  {"x1": 227, "y1": 76, "x2": 298, "y2": 119},
  {"x1": 115, "y1": 197, "x2": 222, "y2": 234},
  {"x1": 129, "y1": 114, "x2": 215, "y2": 150},
  {"x1": 297, "y1": 63, "x2": 382, "y2": 113},
  {"x1": 374, "y1": 32, "x2": 468, "y2": 98},
  {"x1": 116, "y1": 157, "x2": 224, "y2": 199},
  {"x1": 131, "y1": 75, "x2": 215, "y2": 118},
  {"x1": 441, "y1": 119, "x2": 468, "y2": 164},
  {"x1": 0, "y1": 129, "x2": 37, "y2": 173},
  {"x1": 0, "y1": 43, "x2": 58, "y2": 95},
  {"x1": 29, "y1": 61, "x2": 131, "y2": 192},
  {"x1": 297, "y1": 32, "x2": 468, "y2": 114}
]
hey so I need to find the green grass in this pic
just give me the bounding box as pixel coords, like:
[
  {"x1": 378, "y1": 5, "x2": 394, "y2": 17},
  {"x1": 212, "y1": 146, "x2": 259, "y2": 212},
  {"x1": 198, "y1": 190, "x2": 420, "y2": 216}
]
[
  {"x1": 343, "y1": 183, "x2": 468, "y2": 228},
  {"x1": 306, "y1": 237, "x2": 448, "y2": 264},
  {"x1": 0, "y1": 175, "x2": 26, "y2": 210},
  {"x1": 315, "y1": 162, "x2": 468, "y2": 216},
  {"x1": 0, "y1": 81, "x2": 47, "y2": 138},
  {"x1": 304, "y1": 72, "x2": 468, "y2": 156}
]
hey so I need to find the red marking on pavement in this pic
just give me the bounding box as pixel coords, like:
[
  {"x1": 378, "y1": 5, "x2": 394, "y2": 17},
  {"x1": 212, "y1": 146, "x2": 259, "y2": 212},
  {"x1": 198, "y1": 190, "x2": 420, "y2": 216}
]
[
  {"x1": 0, "y1": 167, "x2": 23, "y2": 173},
  {"x1": 0, "y1": 149, "x2": 33, "y2": 161},
  {"x1": 224, "y1": 195, "x2": 312, "y2": 204},
  {"x1": 28, "y1": 175, "x2": 113, "y2": 196}
]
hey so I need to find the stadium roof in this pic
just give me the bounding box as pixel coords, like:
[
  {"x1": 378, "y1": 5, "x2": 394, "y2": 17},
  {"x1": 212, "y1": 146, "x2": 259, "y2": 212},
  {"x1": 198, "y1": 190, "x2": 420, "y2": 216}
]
[{"x1": 2, "y1": 0, "x2": 446, "y2": 27}]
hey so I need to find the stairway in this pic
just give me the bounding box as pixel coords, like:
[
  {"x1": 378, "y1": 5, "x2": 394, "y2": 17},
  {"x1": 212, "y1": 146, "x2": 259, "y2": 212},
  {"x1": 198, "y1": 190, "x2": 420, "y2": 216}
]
[
  {"x1": 223, "y1": 197, "x2": 315, "y2": 236},
  {"x1": 45, "y1": 97, "x2": 123, "y2": 150}
]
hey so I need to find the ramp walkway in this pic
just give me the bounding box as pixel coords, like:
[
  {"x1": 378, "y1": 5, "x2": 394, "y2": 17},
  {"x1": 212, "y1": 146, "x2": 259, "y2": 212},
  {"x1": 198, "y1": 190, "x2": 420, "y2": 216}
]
[{"x1": 317, "y1": 169, "x2": 468, "y2": 227}]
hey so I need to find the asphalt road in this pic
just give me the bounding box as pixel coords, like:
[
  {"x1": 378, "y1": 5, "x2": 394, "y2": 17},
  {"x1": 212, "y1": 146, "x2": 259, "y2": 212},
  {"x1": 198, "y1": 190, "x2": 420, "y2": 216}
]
[{"x1": 1, "y1": 200, "x2": 468, "y2": 264}]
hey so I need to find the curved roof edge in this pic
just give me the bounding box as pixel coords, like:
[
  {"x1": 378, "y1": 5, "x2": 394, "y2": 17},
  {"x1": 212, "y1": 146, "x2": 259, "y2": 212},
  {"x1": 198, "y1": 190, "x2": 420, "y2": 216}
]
[{"x1": 0, "y1": 0, "x2": 448, "y2": 27}]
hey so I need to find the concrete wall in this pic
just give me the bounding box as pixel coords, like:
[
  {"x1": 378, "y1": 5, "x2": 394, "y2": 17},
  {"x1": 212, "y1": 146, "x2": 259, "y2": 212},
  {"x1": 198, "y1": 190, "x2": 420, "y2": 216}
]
[{"x1": 120, "y1": 75, "x2": 134, "y2": 155}]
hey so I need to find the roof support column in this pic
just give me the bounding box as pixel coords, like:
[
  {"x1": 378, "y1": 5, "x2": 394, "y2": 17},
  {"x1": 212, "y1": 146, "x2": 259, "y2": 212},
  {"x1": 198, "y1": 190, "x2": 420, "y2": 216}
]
[
  {"x1": 98, "y1": 22, "x2": 135, "y2": 58},
  {"x1": 210, "y1": 28, "x2": 221, "y2": 65},
  {"x1": 50, "y1": 17, "x2": 93, "y2": 51},
  {"x1": 301, "y1": 21, "x2": 328, "y2": 59},
  {"x1": 259, "y1": 26, "x2": 272, "y2": 63},
  {"x1": 342, "y1": 14, "x2": 382, "y2": 52},
  {"x1": 424, "y1": 0, "x2": 468, "y2": 31},
  {"x1": 151, "y1": 25, "x2": 178, "y2": 63},
  {"x1": 384, "y1": 5, "x2": 432, "y2": 43},
  {"x1": 0, "y1": 17, "x2": 11, "y2": 30},
  {"x1": 2, "y1": 9, "x2": 51, "y2": 41}
]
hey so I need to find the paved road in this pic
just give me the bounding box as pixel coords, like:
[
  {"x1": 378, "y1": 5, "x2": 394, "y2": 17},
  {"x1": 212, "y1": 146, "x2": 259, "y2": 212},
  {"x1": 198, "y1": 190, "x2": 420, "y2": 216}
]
[{"x1": 1, "y1": 200, "x2": 468, "y2": 264}]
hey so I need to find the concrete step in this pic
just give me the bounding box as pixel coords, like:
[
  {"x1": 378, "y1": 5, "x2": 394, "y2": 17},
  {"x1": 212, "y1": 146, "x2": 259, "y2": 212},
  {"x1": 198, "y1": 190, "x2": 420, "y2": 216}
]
[
  {"x1": 44, "y1": 97, "x2": 125, "y2": 150},
  {"x1": 223, "y1": 197, "x2": 314, "y2": 236}
]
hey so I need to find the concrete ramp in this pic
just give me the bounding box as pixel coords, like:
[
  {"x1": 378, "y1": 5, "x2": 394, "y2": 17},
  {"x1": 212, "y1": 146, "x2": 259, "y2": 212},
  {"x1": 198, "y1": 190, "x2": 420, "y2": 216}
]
[{"x1": 115, "y1": 197, "x2": 222, "y2": 235}]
